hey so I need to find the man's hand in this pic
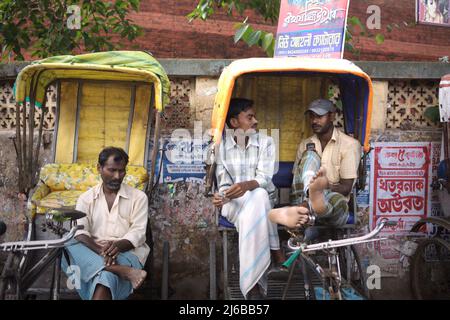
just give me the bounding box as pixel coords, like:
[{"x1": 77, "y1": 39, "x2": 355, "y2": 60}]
[
  {"x1": 99, "y1": 240, "x2": 121, "y2": 266},
  {"x1": 224, "y1": 183, "x2": 247, "y2": 199},
  {"x1": 98, "y1": 239, "x2": 135, "y2": 266},
  {"x1": 213, "y1": 193, "x2": 226, "y2": 208},
  {"x1": 103, "y1": 254, "x2": 116, "y2": 267}
]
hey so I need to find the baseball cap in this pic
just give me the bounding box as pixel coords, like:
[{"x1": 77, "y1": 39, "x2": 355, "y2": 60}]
[{"x1": 304, "y1": 99, "x2": 336, "y2": 116}]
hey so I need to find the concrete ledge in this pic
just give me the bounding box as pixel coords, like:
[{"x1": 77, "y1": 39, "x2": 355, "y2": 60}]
[
  {"x1": 0, "y1": 62, "x2": 29, "y2": 79},
  {"x1": 159, "y1": 59, "x2": 233, "y2": 77},
  {"x1": 1, "y1": 60, "x2": 449, "y2": 79},
  {"x1": 354, "y1": 61, "x2": 450, "y2": 80}
]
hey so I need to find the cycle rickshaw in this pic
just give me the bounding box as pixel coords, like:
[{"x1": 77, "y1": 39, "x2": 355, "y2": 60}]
[
  {"x1": 0, "y1": 51, "x2": 170, "y2": 299},
  {"x1": 206, "y1": 57, "x2": 386, "y2": 300},
  {"x1": 408, "y1": 73, "x2": 450, "y2": 300}
]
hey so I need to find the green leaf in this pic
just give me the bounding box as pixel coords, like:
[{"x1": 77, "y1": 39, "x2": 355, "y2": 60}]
[
  {"x1": 262, "y1": 32, "x2": 274, "y2": 51},
  {"x1": 375, "y1": 33, "x2": 385, "y2": 44},
  {"x1": 345, "y1": 29, "x2": 353, "y2": 41},
  {"x1": 348, "y1": 16, "x2": 363, "y2": 28},
  {"x1": 344, "y1": 42, "x2": 355, "y2": 53},
  {"x1": 247, "y1": 30, "x2": 262, "y2": 46},
  {"x1": 129, "y1": 0, "x2": 140, "y2": 11},
  {"x1": 234, "y1": 23, "x2": 250, "y2": 43}
]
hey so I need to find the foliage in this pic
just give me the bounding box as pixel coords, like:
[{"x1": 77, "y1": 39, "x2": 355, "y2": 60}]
[{"x1": 0, "y1": 0, "x2": 143, "y2": 61}]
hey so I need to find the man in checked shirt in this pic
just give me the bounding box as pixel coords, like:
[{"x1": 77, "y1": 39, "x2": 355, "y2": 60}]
[{"x1": 213, "y1": 98, "x2": 285, "y2": 300}]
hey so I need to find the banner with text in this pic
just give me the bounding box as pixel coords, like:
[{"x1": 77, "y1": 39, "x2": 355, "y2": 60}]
[{"x1": 275, "y1": 0, "x2": 350, "y2": 58}]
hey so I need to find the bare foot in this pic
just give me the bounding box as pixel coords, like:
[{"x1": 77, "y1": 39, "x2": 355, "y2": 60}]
[
  {"x1": 308, "y1": 167, "x2": 329, "y2": 215},
  {"x1": 126, "y1": 269, "x2": 147, "y2": 290},
  {"x1": 269, "y1": 206, "x2": 310, "y2": 228},
  {"x1": 105, "y1": 265, "x2": 147, "y2": 290}
]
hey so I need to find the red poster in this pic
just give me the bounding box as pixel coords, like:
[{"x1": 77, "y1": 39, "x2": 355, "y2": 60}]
[{"x1": 369, "y1": 142, "x2": 431, "y2": 235}]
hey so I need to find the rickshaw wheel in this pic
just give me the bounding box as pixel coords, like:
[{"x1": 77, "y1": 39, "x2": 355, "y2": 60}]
[
  {"x1": 338, "y1": 245, "x2": 370, "y2": 299},
  {"x1": 411, "y1": 237, "x2": 450, "y2": 300},
  {"x1": 0, "y1": 252, "x2": 21, "y2": 300}
]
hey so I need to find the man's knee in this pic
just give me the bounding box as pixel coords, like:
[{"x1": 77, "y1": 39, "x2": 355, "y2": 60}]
[
  {"x1": 92, "y1": 283, "x2": 113, "y2": 300},
  {"x1": 249, "y1": 187, "x2": 269, "y2": 200},
  {"x1": 98, "y1": 270, "x2": 120, "y2": 286},
  {"x1": 94, "y1": 283, "x2": 111, "y2": 293}
]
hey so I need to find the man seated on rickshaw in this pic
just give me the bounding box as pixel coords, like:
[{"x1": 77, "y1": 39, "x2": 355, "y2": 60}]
[
  {"x1": 269, "y1": 99, "x2": 361, "y2": 230},
  {"x1": 212, "y1": 98, "x2": 285, "y2": 300},
  {"x1": 62, "y1": 147, "x2": 148, "y2": 300}
]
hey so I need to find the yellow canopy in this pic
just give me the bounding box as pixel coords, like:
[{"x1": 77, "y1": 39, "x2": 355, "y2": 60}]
[
  {"x1": 211, "y1": 58, "x2": 373, "y2": 152},
  {"x1": 14, "y1": 51, "x2": 170, "y2": 112}
]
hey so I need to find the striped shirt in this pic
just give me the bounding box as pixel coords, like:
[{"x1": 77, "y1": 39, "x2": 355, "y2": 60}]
[{"x1": 215, "y1": 130, "x2": 277, "y2": 202}]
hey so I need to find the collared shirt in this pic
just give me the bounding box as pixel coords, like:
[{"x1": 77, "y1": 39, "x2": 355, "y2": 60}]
[
  {"x1": 293, "y1": 127, "x2": 361, "y2": 186},
  {"x1": 215, "y1": 131, "x2": 277, "y2": 202},
  {"x1": 75, "y1": 183, "x2": 150, "y2": 265}
]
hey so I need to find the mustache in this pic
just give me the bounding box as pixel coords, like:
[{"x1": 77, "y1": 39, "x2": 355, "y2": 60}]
[{"x1": 107, "y1": 180, "x2": 122, "y2": 185}]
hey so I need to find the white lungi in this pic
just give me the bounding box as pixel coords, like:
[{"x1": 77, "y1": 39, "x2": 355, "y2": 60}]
[{"x1": 222, "y1": 187, "x2": 280, "y2": 298}]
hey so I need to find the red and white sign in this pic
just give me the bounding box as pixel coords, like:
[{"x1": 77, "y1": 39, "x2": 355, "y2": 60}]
[{"x1": 369, "y1": 142, "x2": 432, "y2": 235}]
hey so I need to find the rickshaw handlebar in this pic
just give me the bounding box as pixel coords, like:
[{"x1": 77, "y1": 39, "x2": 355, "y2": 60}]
[
  {"x1": 288, "y1": 218, "x2": 394, "y2": 252},
  {"x1": 0, "y1": 225, "x2": 83, "y2": 252}
]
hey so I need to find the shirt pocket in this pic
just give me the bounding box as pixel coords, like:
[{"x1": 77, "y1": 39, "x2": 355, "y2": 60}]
[
  {"x1": 329, "y1": 148, "x2": 341, "y2": 183},
  {"x1": 323, "y1": 159, "x2": 340, "y2": 184},
  {"x1": 113, "y1": 204, "x2": 131, "y2": 237},
  {"x1": 330, "y1": 164, "x2": 341, "y2": 184}
]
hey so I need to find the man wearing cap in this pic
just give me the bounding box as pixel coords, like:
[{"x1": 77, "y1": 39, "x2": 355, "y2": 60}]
[{"x1": 269, "y1": 99, "x2": 361, "y2": 228}]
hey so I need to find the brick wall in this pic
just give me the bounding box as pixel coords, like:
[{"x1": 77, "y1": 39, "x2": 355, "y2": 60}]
[
  {"x1": 346, "y1": 0, "x2": 450, "y2": 61},
  {"x1": 14, "y1": 1, "x2": 449, "y2": 61},
  {"x1": 118, "y1": 0, "x2": 450, "y2": 61}
]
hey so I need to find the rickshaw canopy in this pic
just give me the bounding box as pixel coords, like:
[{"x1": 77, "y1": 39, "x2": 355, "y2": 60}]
[
  {"x1": 211, "y1": 58, "x2": 373, "y2": 152},
  {"x1": 14, "y1": 51, "x2": 170, "y2": 112}
]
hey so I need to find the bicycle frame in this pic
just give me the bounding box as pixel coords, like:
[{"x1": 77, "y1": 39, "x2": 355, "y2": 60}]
[
  {"x1": 0, "y1": 225, "x2": 83, "y2": 252},
  {"x1": 284, "y1": 218, "x2": 394, "y2": 300},
  {"x1": 0, "y1": 224, "x2": 83, "y2": 300},
  {"x1": 287, "y1": 218, "x2": 391, "y2": 252}
]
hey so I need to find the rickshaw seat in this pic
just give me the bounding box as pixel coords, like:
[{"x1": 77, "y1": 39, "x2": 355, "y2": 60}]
[
  {"x1": 35, "y1": 190, "x2": 86, "y2": 212},
  {"x1": 272, "y1": 162, "x2": 294, "y2": 188},
  {"x1": 31, "y1": 163, "x2": 148, "y2": 216}
]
